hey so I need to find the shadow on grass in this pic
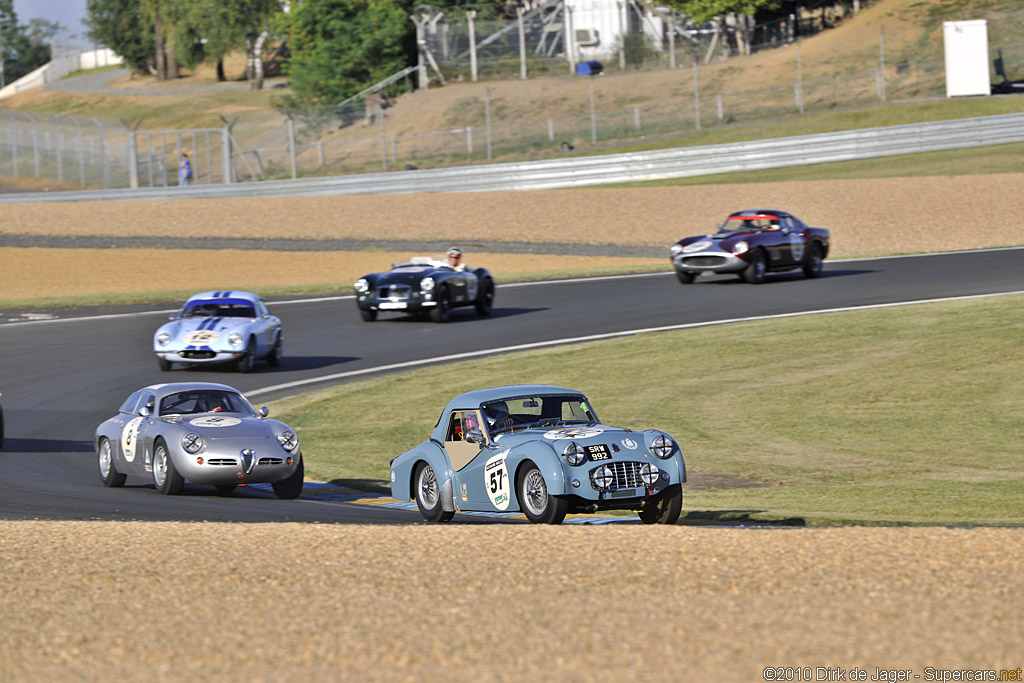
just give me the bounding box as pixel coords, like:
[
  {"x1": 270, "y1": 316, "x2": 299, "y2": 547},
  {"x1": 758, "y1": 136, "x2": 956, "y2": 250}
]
[
  {"x1": 682, "y1": 509, "x2": 807, "y2": 526},
  {"x1": 328, "y1": 478, "x2": 391, "y2": 495}
]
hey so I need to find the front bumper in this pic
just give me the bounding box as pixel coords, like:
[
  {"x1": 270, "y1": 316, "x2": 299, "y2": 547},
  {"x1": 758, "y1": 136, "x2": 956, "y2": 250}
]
[
  {"x1": 174, "y1": 442, "x2": 300, "y2": 485},
  {"x1": 154, "y1": 349, "x2": 246, "y2": 364},
  {"x1": 672, "y1": 250, "x2": 748, "y2": 273},
  {"x1": 357, "y1": 292, "x2": 436, "y2": 312},
  {"x1": 560, "y1": 460, "x2": 678, "y2": 506}
]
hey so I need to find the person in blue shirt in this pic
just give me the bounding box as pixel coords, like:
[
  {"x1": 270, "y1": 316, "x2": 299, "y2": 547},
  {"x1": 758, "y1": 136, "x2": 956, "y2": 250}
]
[{"x1": 178, "y1": 153, "x2": 192, "y2": 187}]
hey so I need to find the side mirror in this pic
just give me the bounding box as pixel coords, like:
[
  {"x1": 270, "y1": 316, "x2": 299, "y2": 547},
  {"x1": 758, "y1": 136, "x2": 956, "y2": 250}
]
[
  {"x1": 138, "y1": 406, "x2": 150, "y2": 417},
  {"x1": 168, "y1": 314, "x2": 177, "y2": 320},
  {"x1": 259, "y1": 406, "x2": 269, "y2": 418},
  {"x1": 464, "y1": 429, "x2": 485, "y2": 445}
]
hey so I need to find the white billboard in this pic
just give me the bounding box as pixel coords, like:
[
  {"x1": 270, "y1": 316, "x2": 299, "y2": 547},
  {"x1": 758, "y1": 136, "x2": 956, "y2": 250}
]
[{"x1": 944, "y1": 20, "x2": 991, "y2": 97}]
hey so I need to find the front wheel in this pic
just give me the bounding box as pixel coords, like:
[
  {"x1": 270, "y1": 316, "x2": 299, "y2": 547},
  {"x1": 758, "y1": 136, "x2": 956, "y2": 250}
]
[
  {"x1": 675, "y1": 270, "x2": 696, "y2": 285},
  {"x1": 742, "y1": 249, "x2": 767, "y2": 284},
  {"x1": 414, "y1": 462, "x2": 454, "y2": 522},
  {"x1": 98, "y1": 438, "x2": 126, "y2": 488},
  {"x1": 475, "y1": 279, "x2": 494, "y2": 316},
  {"x1": 802, "y1": 243, "x2": 824, "y2": 278},
  {"x1": 637, "y1": 484, "x2": 683, "y2": 525},
  {"x1": 429, "y1": 287, "x2": 450, "y2": 323},
  {"x1": 518, "y1": 463, "x2": 568, "y2": 525},
  {"x1": 237, "y1": 338, "x2": 255, "y2": 373},
  {"x1": 157, "y1": 357, "x2": 172, "y2": 371},
  {"x1": 359, "y1": 308, "x2": 377, "y2": 322},
  {"x1": 152, "y1": 438, "x2": 184, "y2": 495},
  {"x1": 272, "y1": 455, "x2": 304, "y2": 499}
]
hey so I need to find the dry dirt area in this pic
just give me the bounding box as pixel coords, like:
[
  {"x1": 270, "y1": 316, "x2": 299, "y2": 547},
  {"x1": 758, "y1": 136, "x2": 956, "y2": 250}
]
[
  {"x1": 1, "y1": 174, "x2": 1022, "y2": 303},
  {"x1": 1, "y1": 522, "x2": 1020, "y2": 682}
]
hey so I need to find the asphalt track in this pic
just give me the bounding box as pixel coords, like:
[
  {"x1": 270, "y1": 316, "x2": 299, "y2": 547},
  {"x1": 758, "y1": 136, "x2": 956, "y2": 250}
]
[{"x1": 1, "y1": 248, "x2": 1022, "y2": 523}]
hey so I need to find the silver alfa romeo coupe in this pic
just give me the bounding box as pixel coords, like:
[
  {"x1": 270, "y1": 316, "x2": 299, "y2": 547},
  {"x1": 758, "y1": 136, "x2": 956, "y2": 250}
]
[{"x1": 95, "y1": 382, "x2": 304, "y2": 498}]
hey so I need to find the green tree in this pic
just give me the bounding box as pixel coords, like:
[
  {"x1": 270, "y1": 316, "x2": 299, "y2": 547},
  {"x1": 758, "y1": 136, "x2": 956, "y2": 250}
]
[
  {"x1": 1, "y1": 1, "x2": 63, "y2": 84},
  {"x1": 278, "y1": 0, "x2": 416, "y2": 107},
  {"x1": 85, "y1": 0, "x2": 155, "y2": 73}
]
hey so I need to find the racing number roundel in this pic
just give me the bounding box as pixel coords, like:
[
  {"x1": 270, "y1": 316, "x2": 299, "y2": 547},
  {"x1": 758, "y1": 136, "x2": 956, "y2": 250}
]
[
  {"x1": 484, "y1": 450, "x2": 511, "y2": 510},
  {"x1": 121, "y1": 416, "x2": 144, "y2": 462}
]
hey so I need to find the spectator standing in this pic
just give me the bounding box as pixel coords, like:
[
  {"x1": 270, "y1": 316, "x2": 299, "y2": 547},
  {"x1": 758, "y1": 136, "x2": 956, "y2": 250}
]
[{"x1": 178, "y1": 153, "x2": 192, "y2": 187}]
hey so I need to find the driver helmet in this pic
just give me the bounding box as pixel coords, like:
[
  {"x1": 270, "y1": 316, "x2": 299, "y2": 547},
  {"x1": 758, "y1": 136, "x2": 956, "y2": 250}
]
[
  {"x1": 465, "y1": 412, "x2": 480, "y2": 432},
  {"x1": 484, "y1": 402, "x2": 509, "y2": 426},
  {"x1": 446, "y1": 247, "x2": 463, "y2": 265}
]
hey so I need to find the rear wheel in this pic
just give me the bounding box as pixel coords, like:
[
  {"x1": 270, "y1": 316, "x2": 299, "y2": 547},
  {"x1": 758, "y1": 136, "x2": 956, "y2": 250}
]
[
  {"x1": 237, "y1": 338, "x2": 255, "y2": 373},
  {"x1": 802, "y1": 243, "x2": 824, "y2": 278},
  {"x1": 675, "y1": 270, "x2": 696, "y2": 284},
  {"x1": 518, "y1": 463, "x2": 568, "y2": 525},
  {"x1": 414, "y1": 462, "x2": 454, "y2": 522},
  {"x1": 272, "y1": 455, "x2": 304, "y2": 499},
  {"x1": 475, "y1": 278, "x2": 494, "y2": 316},
  {"x1": 152, "y1": 438, "x2": 184, "y2": 495},
  {"x1": 429, "y1": 287, "x2": 450, "y2": 323},
  {"x1": 267, "y1": 336, "x2": 282, "y2": 366},
  {"x1": 359, "y1": 308, "x2": 377, "y2": 322},
  {"x1": 98, "y1": 438, "x2": 126, "y2": 488},
  {"x1": 743, "y1": 249, "x2": 767, "y2": 284},
  {"x1": 637, "y1": 484, "x2": 683, "y2": 525}
]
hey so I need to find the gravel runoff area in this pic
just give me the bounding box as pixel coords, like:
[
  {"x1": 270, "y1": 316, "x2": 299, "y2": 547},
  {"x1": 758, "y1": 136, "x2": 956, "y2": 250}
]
[{"x1": 1, "y1": 523, "x2": 1020, "y2": 682}]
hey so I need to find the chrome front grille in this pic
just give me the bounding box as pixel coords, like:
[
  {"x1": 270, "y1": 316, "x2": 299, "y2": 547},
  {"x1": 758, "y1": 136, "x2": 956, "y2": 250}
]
[
  {"x1": 258, "y1": 458, "x2": 284, "y2": 466},
  {"x1": 182, "y1": 350, "x2": 217, "y2": 359},
  {"x1": 206, "y1": 458, "x2": 236, "y2": 466},
  {"x1": 377, "y1": 284, "x2": 411, "y2": 300},
  {"x1": 682, "y1": 255, "x2": 727, "y2": 267},
  {"x1": 590, "y1": 461, "x2": 643, "y2": 491}
]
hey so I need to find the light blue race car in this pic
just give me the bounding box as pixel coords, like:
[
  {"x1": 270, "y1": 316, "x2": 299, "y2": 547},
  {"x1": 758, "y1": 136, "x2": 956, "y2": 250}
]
[
  {"x1": 153, "y1": 291, "x2": 283, "y2": 373},
  {"x1": 390, "y1": 385, "x2": 686, "y2": 524}
]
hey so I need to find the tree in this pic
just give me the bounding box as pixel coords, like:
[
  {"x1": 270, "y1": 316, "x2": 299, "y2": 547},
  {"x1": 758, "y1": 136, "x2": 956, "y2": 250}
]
[
  {"x1": 666, "y1": 0, "x2": 784, "y2": 55},
  {"x1": 278, "y1": 0, "x2": 416, "y2": 107},
  {"x1": 85, "y1": 0, "x2": 155, "y2": 73},
  {"x1": 0, "y1": 1, "x2": 63, "y2": 84}
]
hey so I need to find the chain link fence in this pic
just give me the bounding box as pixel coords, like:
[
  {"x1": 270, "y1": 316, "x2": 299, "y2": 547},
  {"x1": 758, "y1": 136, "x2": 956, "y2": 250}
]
[{"x1": 1, "y1": 4, "x2": 1022, "y2": 189}]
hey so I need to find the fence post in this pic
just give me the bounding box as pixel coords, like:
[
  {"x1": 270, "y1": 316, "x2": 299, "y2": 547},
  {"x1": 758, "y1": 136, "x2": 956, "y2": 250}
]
[
  {"x1": 565, "y1": 3, "x2": 576, "y2": 74},
  {"x1": 796, "y1": 39, "x2": 805, "y2": 113},
  {"x1": 547, "y1": 119, "x2": 554, "y2": 142},
  {"x1": 634, "y1": 107, "x2": 640, "y2": 130},
  {"x1": 692, "y1": 57, "x2": 701, "y2": 130},
  {"x1": 485, "y1": 87, "x2": 492, "y2": 160},
  {"x1": 53, "y1": 116, "x2": 64, "y2": 183},
  {"x1": 285, "y1": 111, "x2": 298, "y2": 179},
  {"x1": 71, "y1": 116, "x2": 85, "y2": 187},
  {"x1": 517, "y1": 7, "x2": 527, "y2": 80},
  {"x1": 220, "y1": 116, "x2": 237, "y2": 183},
  {"x1": 317, "y1": 140, "x2": 324, "y2": 167},
  {"x1": 669, "y1": 9, "x2": 676, "y2": 69},
  {"x1": 468, "y1": 11, "x2": 478, "y2": 82},
  {"x1": 717, "y1": 94, "x2": 724, "y2": 121},
  {"x1": 467, "y1": 126, "x2": 473, "y2": 155},
  {"x1": 617, "y1": 1, "x2": 626, "y2": 70},
  {"x1": 92, "y1": 117, "x2": 107, "y2": 188},
  {"x1": 380, "y1": 104, "x2": 388, "y2": 170},
  {"x1": 878, "y1": 24, "x2": 887, "y2": 101},
  {"x1": 121, "y1": 118, "x2": 140, "y2": 189}
]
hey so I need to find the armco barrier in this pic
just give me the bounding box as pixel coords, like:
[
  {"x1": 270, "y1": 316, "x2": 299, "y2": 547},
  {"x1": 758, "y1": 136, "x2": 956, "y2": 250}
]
[{"x1": 1, "y1": 113, "x2": 1021, "y2": 203}]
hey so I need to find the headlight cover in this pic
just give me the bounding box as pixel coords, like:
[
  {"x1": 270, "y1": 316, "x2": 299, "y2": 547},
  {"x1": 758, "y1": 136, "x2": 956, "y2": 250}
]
[
  {"x1": 157, "y1": 332, "x2": 171, "y2": 346},
  {"x1": 277, "y1": 431, "x2": 299, "y2": 452},
  {"x1": 182, "y1": 432, "x2": 204, "y2": 454},
  {"x1": 651, "y1": 435, "x2": 675, "y2": 459},
  {"x1": 562, "y1": 441, "x2": 586, "y2": 466},
  {"x1": 421, "y1": 277, "x2": 435, "y2": 292},
  {"x1": 354, "y1": 278, "x2": 369, "y2": 293},
  {"x1": 640, "y1": 463, "x2": 659, "y2": 485},
  {"x1": 591, "y1": 464, "x2": 615, "y2": 489},
  {"x1": 669, "y1": 244, "x2": 683, "y2": 255},
  {"x1": 732, "y1": 241, "x2": 749, "y2": 255},
  {"x1": 228, "y1": 332, "x2": 243, "y2": 348}
]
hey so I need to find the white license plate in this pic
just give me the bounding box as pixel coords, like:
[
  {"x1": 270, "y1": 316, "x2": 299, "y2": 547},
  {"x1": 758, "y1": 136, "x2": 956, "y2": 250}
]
[{"x1": 378, "y1": 302, "x2": 408, "y2": 310}]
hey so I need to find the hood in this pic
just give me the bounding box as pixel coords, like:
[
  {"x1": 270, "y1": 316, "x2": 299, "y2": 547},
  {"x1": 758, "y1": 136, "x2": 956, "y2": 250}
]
[
  {"x1": 174, "y1": 414, "x2": 272, "y2": 439},
  {"x1": 493, "y1": 424, "x2": 643, "y2": 451},
  {"x1": 372, "y1": 268, "x2": 437, "y2": 287},
  {"x1": 156, "y1": 317, "x2": 247, "y2": 345}
]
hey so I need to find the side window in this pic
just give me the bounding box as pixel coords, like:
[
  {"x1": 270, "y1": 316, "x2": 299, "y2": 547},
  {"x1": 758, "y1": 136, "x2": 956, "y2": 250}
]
[
  {"x1": 118, "y1": 391, "x2": 142, "y2": 414},
  {"x1": 445, "y1": 411, "x2": 481, "y2": 442},
  {"x1": 781, "y1": 216, "x2": 795, "y2": 231},
  {"x1": 142, "y1": 393, "x2": 156, "y2": 415}
]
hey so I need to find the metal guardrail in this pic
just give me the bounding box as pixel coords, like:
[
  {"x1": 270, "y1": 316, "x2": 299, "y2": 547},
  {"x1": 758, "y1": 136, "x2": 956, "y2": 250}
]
[{"x1": 2, "y1": 113, "x2": 1022, "y2": 203}]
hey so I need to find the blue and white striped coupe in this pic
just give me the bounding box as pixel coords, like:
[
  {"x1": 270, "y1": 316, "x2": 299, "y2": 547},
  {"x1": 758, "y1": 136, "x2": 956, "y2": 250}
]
[{"x1": 153, "y1": 291, "x2": 283, "y2": 373}]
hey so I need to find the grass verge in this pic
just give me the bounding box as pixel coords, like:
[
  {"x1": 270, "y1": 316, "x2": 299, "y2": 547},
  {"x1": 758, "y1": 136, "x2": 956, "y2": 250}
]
[{"x1": 271, "y1": 293, "x2": 1024, "y2": 526}]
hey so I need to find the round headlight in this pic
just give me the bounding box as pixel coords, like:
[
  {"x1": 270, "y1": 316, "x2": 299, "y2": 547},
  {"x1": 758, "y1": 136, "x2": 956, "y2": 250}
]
[
  {"x1": 277, "y1": 431, "x2": 299, "y2": 452},
  {"x1": 592, "y1": 464, "x2": 615, "y2": 489},
  {"x1": 421, "y1": 277, "x2": 435, "y2": 292},
  {"x1": 732, "y1": 241, "x2": 749, "y2": 255},
  {"x1": 669, "y1": 244, "x2": 683, "y2": 255},
  {"x1": 562, "y1": 441, "x2": 586, "y2": 466},
  {"x1": 228, "y1": 332, "x2": 243, "y2": 348},
  {"x1": 354, "y1": 279, "x2": 369, "y2": 293},
  {"x1": 652, "y1": 435, "x2": 675, "y2": 459},
  {"x1": 640, "y1": 463, "x2": 659, "y2": 485},
  {"x1": 182, "y1": 432, "x2": 204, "y2": 454},
  {"x1": 157, "y1": 332, "x2": 171, "y2": 346}
]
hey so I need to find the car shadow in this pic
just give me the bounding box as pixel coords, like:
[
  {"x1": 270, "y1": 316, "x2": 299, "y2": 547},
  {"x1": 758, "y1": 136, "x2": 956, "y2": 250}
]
[
  {"x1": 693, "y1": 268, "x2": 874, "y2": 284},
  {"x1": 2, "y1": 438, "x2": 94, "y2": 454},
  {"x1": 372, "y1": 307, "x2": 549, "y2": 324},
  {"x1": 176, "y1": 356, "x2": 359, "y2": 372},
  {"x1": 680, "y1": 509, "x2": 807, "y2": 526}
]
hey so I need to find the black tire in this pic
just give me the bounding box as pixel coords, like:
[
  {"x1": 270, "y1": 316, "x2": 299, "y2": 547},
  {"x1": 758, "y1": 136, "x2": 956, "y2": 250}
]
[
  {"x1": 359, "y1": 308, "x2": 378, "y2": 322},
  {"x1": 414, "y1": 462, "x2": 454, "y2": 522},
  {"x1": 517, "y1": 463, "x2": 568, "y2": 525},
  {"x1": 802, "y1": 242, "x2": 824, "y2": 278},
  {"x1": 429, "y1": 286, "x2": 450, "y2": 323},
  {"x1": 272, "y1": 455, "x2": 304, "y2": 499},
  {"x1": 0, "y1": 406, "x2": 4, "y2": 452},
  {"x1": 675, "y1": 270, "x2": 696, "y2": 284},
  {"x1": 475, "y1": 278, "x2": 494, "y2": 316},
  {"x1": 267, "y1": 335, "x2": 282, "y2": 366},
  {"x1": 742, "y1": 249, "x2": 767, "y2": 284},
  {"x1": 237, "y1": 338, "x2": 256, "y2": 373},
  {"x1": 97, "y1": 437, "x2": 126, "y2": 488},
  {"x1": 157, "y1": 357, "x2": 172, "y2": 371},
  {"x1": 152, "y1": 438, "x2": 184, "y2": 495},
  {"x1": 215, "y1": 484, "x2": 238, "y2": 495},
  {"x1": 637, "y1": 484, "x2": 683, "y2": 525}
]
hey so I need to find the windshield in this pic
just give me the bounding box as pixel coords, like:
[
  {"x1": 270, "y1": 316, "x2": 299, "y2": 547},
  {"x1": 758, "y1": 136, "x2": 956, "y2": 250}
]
[
  {"x1": 158, "y1": 390, "x2": 255, "y2": 417},
  {"x1": 181, "y1": 299, "x2": 256, "y2": 318},
  {"x1": 719, "y1": 215, "x2": 779, "y2": 233},
  {"x1": 480, "y1": 394, "x2": 598, "y2": 435}
]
